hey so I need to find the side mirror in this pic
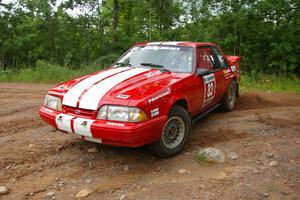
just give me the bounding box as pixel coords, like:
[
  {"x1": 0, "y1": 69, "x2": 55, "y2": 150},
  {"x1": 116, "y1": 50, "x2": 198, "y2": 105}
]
[
  {"x1": 196, "y1": 68, "x2": 210, "y2": 76},
  {"x1": 225, "y1": 55, "x2": 240, "y2": 65}
]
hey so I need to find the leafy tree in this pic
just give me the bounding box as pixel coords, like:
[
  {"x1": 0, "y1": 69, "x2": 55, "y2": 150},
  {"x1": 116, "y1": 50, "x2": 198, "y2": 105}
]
[{"x1": 0, "y1": 0, "x2": 299, "y2": 75}]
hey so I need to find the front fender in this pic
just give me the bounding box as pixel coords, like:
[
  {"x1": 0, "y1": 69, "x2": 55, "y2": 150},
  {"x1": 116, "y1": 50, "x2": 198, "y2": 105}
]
[{"x1": 164, "y1": 89, "x2": 190, "y2": 115}]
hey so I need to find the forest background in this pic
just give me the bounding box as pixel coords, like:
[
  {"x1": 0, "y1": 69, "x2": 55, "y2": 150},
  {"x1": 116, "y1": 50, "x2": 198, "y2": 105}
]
[{"x1": 0, "y1": 0, "x2": 299, "y2": 91}]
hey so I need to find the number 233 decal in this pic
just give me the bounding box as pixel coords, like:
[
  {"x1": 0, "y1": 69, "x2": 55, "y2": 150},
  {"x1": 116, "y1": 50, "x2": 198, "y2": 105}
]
[{"x1": 202, "y1": 74, "x2": 216, "y2": 106}]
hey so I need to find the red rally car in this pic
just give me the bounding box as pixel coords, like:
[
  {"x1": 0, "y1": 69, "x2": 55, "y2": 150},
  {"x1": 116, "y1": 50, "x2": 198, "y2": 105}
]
[{"x1": 39, "y1": 41, "x2": 241, "y2": 158}]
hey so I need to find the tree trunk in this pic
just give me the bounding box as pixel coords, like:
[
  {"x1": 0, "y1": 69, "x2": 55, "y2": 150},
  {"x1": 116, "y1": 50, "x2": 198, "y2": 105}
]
[
  {"x1": 0, "y1": 50, "x2": 2, "y2": 69},
  {"x1": 112, "y1": 0, "x2": 119, "y2": 45},
  {"x1": 148, "y1": 2, "x2": 152, "y2": 41},
  {"x1": 97, "y1": 2, "x2": 104, "y2": 36},
  {"x1": 159, "y1": 0, "x2": 163, "y2": 37},
  {"x1": 233, "y1": 21, "x2": 237, "y2": 55}
]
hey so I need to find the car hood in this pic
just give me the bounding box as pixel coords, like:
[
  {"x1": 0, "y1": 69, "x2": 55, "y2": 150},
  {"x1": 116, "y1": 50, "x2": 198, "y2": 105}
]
[{"x1": 52, "y1": 67, "x2": 190, "y2": 110}]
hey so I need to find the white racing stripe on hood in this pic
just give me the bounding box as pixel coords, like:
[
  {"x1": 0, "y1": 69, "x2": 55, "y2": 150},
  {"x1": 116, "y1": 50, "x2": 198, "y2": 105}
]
[
  {"x1": 62, "y1": 67, "x2": 129, "y2": 107},
  {"x1": 79, "y1": 67, "x2": 150, "y2": 110}
]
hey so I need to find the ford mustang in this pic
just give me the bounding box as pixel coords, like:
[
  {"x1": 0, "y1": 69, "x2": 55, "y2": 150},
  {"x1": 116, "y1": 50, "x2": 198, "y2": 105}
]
[{"x1": 39, "y1": 41, "x2": 241, "y2": 157}]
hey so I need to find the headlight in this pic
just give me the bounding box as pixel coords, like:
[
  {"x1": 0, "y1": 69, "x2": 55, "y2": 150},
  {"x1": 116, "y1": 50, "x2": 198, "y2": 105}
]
[
  {"x1": 44, "y1": 95, "x2": 62, "y2": 111},
  {"x1": 97, "y1": 105, "x2": 148, "y2": 122}
]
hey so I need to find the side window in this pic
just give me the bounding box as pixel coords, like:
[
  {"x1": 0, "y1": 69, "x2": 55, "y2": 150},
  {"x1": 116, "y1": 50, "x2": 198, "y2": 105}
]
[
  {"x1": 197, "y1": 47, "x2": 214, "y2": 71},
  {"x1": 211, "y1": 47, "x2": 228, "y2": 68}
]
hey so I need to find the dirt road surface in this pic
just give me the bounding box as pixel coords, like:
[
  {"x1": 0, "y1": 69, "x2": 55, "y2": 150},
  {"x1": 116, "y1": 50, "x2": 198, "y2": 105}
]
[{"x1": 0, "y1": 83, "x2": 299, "y2": 200}]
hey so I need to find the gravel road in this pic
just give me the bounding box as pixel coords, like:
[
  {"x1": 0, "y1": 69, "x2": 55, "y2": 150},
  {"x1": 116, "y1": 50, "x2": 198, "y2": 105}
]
[{"x1": 0, "y1": 83, "x2": 299, "y2": 200}]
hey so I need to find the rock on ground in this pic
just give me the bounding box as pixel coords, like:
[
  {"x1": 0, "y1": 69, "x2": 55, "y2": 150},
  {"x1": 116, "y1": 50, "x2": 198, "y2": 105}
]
[
  {"x1": 198, "y1": 147, "x2": 225, "y2": 163},
  {"x1": 124, "y1": 165, "x2": 129, "y2": 171},
  {"x1": 85, "y1": 179, "x2": 92, "y2": 184},
  {"x1": 228, "y1": 152, "x2": 238, "y2": 160},
  {"x1": 269, "y1": 161, "x2": 278, "y2": 167},
  {"x1": 87, "y1": 147, "x2": 98, "y2": 153},
  {"x1": 45, "y1": 191, "x2": 55, "y2": 197},
  {"x1": 120, "y1": 194, "x2": 127, "y2": 200},
  {"x1": 76, "y1": 187, "x2": 93, "y2": 198},
  {"x1": 0, "y1": 186, "x2": 9, "y2": 195}
]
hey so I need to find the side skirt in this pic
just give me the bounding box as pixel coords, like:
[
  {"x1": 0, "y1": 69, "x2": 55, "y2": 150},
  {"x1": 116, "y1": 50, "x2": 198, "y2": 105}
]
[{"x1": 191, "y1": 103, "x2": 221, "y2": 125}]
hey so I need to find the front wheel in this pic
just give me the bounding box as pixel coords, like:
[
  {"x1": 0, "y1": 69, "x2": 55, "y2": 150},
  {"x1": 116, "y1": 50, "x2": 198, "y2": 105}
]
[
  {"x1": 221, "y1": 80, "x2": 237, "y2": 112},
  {"x1": 149, "y1": 105, "x2": 191, "y2": 158}
]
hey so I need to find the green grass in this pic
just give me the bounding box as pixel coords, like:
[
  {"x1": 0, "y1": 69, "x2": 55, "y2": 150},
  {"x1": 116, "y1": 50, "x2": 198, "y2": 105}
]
[
  {"x1": 196, "y1": 152, "x2": 208, "y2": 162},
  {"x1": 0, "y1": 54, "x2": 119, "y2": 83},
  {"x1": 0, "y1": 62, "x2": 299, "y2": 93},
  {"x1": 240, "y1": 74, "x2": 300, "y2": 93},
  {"x1": 0, "y1": 60, "x2": 105, "y2": 83}
]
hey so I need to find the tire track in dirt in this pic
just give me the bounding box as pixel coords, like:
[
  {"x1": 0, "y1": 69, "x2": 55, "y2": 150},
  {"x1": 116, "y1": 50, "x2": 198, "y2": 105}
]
[{"x1": 0, "y1": 107, "x2": 44, "y2": 137}]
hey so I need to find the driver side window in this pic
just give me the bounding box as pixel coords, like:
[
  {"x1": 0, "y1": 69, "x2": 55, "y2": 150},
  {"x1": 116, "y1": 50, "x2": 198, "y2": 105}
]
[{"x1": 197, "y1": 47, "x2": 214, "y2": 71}]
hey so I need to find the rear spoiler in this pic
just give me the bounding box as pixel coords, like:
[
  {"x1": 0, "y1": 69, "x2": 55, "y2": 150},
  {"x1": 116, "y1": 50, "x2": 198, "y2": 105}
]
[{"x1": 225, "y1": 55, "x2": 240, "y2": 65}]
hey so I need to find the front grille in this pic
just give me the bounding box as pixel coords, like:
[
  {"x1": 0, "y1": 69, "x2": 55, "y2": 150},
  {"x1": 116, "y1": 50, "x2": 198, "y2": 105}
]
[{"x1": 63, "y1": 106, "x2": 97, "y2": 118}]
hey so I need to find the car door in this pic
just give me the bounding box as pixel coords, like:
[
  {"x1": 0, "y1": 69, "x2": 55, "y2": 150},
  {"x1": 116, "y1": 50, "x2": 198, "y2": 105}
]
[
  {"x1": 209, "y1": 46, "x2": 232, "y2": 103},
  {"x1": 196, "y1": 46, "x2": 217, "y2": 109}
]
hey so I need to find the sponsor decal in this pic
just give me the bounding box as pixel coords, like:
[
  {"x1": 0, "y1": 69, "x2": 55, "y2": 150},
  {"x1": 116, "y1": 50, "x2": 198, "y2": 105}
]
[
  {"x1": 116, "y1": 94, "x2": 130, "y2": 99},
  {"x1": 81, "y1": 121, "x2": 88, "y2": 126},
  {"x1": 162, "y1": 41, "x2": 179, "y2": 45},
  {"x1": 231, "y1": 65, "x2": 236, "y2": 72},
  {"x1": 203, "y1": 73, "x2": 215, "y2": 83},
  {"x1": 151, "y1": 108, "x2": 159, "y2": 117},
  {"x1": 223, "y1": 68, "x2": 233, "y2": 79},
  {"x1": 145, "y1": 70, "x2": 162, "y2": 78},
  {"x1": 55, "y1": 114, "x2": 95, "y2": 137},
  {"x1": 55, "y1": 114, "x2": 75, "y2": 133},
  {"x1": 44, "y1": 108, "x2": 54, "y2": 113},
  {"x1": 52, "y1": 84, "x2": 67, "y2": 92},
  {"x1": 59, "y1": 85, "x2": 66, "y2": 90},
  {"x1": 106, "y1": 122, "x2": 125, "y2": 127},
  {"x1": 144, "y1": 46, "x2": 180, "y2": 51},
  {"x1": 73, "y1": 118, "x2": 95, "y2": 137},
  {"x1": 202, "y1": 74, "x2": 216, "y2": 106},
  {"x1": 148, "y1": 88, "x2": 171, "y2": 103},
  {"x1": 223, "y1": 69, "x2": 231, "y2": 75}
]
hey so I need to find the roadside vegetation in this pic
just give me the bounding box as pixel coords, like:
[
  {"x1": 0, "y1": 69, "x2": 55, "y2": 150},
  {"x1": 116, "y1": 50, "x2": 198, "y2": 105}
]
[
  {"x1": 0, "y1": 60, "x2": 299, "y2": 93},
  {"x1": 0, "y1": 60, "x2": 110, "y2": 83},
  {"x1": 240, "y1": 74, "x2": 300, "y2": 93}
]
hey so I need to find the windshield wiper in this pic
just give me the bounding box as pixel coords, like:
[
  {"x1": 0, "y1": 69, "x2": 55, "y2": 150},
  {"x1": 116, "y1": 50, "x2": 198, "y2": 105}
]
[
  {"x1": 140, "y1": 63, "x2": 170, "y2": 72},
  {"x1": 115, "y1": 62, "x2": 132, "y2": 67}
]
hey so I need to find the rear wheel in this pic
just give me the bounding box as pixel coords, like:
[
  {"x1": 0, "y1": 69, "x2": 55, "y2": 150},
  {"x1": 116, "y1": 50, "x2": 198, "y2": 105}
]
[
  {"x1": 221, "y1": 80, "x2": 237, "y2": 112},
  {"x1": 149, "y1": 105, "x2": 191, "y2": 158}
]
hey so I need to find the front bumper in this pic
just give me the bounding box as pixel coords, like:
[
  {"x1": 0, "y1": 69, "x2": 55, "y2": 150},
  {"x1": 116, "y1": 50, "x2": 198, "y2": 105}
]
[{"x1": 39, "y1": 107, "x2": 167, "y2": 147}]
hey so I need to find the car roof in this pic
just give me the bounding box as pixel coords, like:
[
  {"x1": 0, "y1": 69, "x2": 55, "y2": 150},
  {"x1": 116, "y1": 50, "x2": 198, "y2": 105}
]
[{"x1": 134, "y1": 41, "x2": 217, "y2": 47}]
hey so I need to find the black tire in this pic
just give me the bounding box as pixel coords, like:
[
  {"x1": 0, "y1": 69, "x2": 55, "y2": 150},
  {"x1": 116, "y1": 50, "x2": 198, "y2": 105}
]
[
  {"x1": 221, "y1": 80, "x2": 237, "y2": 112},
  {"x1": 148, "y1": 105, "x2": 191, "y2": 158}
]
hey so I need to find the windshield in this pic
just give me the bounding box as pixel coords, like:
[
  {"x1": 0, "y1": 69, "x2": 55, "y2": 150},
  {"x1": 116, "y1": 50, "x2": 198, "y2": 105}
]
[{"x1": 113, "y1": 45, "x2": 194, "y2": 73}]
